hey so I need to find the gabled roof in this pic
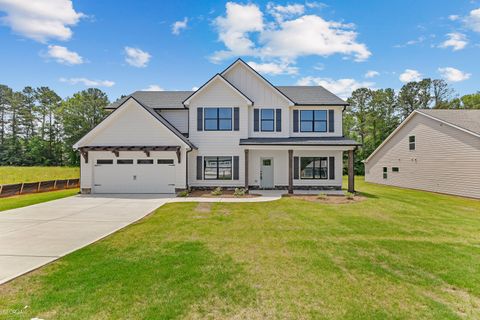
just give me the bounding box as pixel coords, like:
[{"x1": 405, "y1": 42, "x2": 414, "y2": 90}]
[
  {"x1": 108, "y1": 91, "x2": 191, "y2": 109},
  {"x1": 74, "y1": 96, "x2": 196, "y2": 150},
  {"x1": 182, "y1": 73, "x2": 253, "y2": 106},
  {"x1": 221, "y1": 58, "x2": 295, "y2": 106},
  {"x1": 364, "y1": 109, "x2": 480, "y2": 163},
  {"x1": 417, "y1": 109, "x2": 480, "y2": 136},
  {"x1": 277, "y1": 86, "x2": 347, "y2": 106}
]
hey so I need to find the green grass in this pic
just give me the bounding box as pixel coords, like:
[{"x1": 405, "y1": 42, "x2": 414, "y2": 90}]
[
  {"x1": 0, "y1": 189, "x2": 79, "y2": 212},
  {"x1": 0, "y1": 166, "x2": 79, "y2": 185},
  {"x1": 1, "y1": 178, "x2": 480, "y2": 319}
]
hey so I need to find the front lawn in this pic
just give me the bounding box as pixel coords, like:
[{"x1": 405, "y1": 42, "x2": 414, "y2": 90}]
[
  {"x1": 1, "y1": 179, "x2": 479, "y2": 319},
  {"x1": 0, "y1": 166, "x2": 79, "y2": 184}
]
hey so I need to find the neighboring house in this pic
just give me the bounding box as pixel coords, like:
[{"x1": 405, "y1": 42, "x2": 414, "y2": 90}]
[
  {"x1": 74, "y1": 59, "x2": 360, "y2": 194},
  {"x1": 365, "y1": 109, "x2": 480, "y2": 199}
]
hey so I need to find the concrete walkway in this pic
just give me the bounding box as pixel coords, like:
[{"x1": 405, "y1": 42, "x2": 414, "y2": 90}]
[{"x1": 0, "y1": 193, "x2": 280, "y2": 285}]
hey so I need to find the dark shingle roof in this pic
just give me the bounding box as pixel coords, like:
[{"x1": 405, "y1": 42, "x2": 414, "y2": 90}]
[
  {"x1": 107, "y1": 86, "x2": 347, "y2": 109},
  {"x1": 239, "y1": 137, "x2": 360, "y2": 146},
  {"x1": 277, "y1": 86, "x2": 348, "y2": 106},
  {"x1": 418, "y1": 109, "x2": 480, "y2": 136},
  {"x1": 108, "y1": 91, "x2": 192, "y2": 109}
]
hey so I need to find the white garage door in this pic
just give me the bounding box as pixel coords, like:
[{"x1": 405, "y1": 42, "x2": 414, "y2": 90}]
[{"x1": 93, "y1": 158, "x2": 176, "y2": 193}]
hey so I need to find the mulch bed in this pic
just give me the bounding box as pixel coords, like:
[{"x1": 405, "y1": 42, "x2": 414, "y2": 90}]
[
  {"x1": 282, "y1": 194, "x2": 366, "y2": 204},
  {"x1": 185, "y1": 190, "x2": 261, "y2": 198}
]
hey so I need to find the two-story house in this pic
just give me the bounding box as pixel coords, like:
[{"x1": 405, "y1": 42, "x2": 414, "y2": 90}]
[{"x1": 73, "y1": 59, "x2": 360, "y2": 194}]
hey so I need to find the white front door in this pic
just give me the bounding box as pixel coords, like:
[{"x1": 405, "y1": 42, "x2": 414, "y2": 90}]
[
  {"x1": 260, "y1": 158, "x2": 274, "y2": 188},
  {"x1": 93, "y1": 157, "x2": 176, "y2": 193}
]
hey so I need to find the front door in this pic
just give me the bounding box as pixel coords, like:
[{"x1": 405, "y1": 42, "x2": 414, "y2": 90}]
[{"x1": 260, "y1": 158, "x2": 274, "y2": 188}]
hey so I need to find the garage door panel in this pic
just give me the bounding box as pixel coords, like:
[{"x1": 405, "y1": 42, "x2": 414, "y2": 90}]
[{"x1": 93, "y1": 158, "x2": 176, "y2": 194}]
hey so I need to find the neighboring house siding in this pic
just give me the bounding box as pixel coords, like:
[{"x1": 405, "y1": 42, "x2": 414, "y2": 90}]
[
  {"x1": 365, "y1": 113, "x2": 480, "y2": 199},
  {"x1": 158, "y1": 109, "x2": 188, "y2": 134}
]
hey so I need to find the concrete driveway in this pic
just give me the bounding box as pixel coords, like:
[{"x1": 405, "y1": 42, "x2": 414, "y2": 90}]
[
  {"x1": 0, "y1": 194, "x2": 171, "y2": 285},
  {"x1": 0, "y1": 193, "x2": 281, "y2": 285}
]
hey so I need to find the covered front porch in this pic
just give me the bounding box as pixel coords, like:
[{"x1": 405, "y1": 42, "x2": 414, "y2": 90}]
[{"x1": 241, "y1": 143, "x2": 358, "y2": 193}]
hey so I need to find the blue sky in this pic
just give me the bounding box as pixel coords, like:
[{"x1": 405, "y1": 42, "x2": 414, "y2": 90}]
[{"x1": 0, "y1": 0, "x2": 479, "y2": 101}]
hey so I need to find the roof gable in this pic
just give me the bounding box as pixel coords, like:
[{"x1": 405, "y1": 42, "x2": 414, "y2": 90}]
[
  {"x1": 74, "y1": 96, "x2": 195, "y2": 149},
  {"x1": 417, "y1": 109, "x2": 480, "y2": 136},
  {"x1": 183, "y1": 74, "x2": 253, "y2": 106},
  {"x1": 221, "y1": 58, "x2": 294, "y2": 106}
]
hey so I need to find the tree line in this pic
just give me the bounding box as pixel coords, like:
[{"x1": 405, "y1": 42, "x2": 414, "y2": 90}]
[
  {"x1": 343, "y1": 78, "x2": 480, "y2": 174},
  {"x1": 0, "y1": 85, "x2": 109, "y2": 166}
]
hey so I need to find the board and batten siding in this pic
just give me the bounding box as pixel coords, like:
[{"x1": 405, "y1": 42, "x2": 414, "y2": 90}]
[
  {"x1": 365, "y1": 113, "x2": 480, "y2": 199},
  {"x1": 158, "y1": 109, "x2": 188, "y2": 134}
]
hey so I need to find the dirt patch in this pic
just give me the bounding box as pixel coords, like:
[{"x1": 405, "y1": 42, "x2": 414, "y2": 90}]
[
  {"x1": 195, "y1": 202, "x2": 212, "y2": 213},
  {"x1": 282, "y1": 194, "x2": 366, "y2": 204},
  {"x1": 187, "y1": 190, "x2": 260, "y2": 198}
]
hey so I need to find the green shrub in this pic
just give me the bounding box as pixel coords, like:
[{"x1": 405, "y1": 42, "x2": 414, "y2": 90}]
[
  {"x1": 177, "y1": 190, "x2": 189, "y2": 197},
  {"x1": 234, "y1": 188, "x2": 247, "y2": 197},
  {"x1": 345, "y1": 192, "x2": 355, "y2": 200},
  {"x1": 211, "y1": 187, "x2": 223, "y2": 196},
  {"x1": 317, "y1": 192, "x2": 327, "y2": 200}
]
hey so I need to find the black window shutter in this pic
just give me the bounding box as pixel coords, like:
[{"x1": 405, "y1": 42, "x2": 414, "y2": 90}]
[
  {"x1": 254, "y1": 109, "x2": 259, "y2": 132},
  {"x1": 328, "y1": 110, "x2": 334, "y2": 133},
  {"x1": 197, "y1": 108, "x2": 203, "y2": 131},
  {"x1": 275, "y1": 109, "x2": 282, "y2": 132},
  {"x1": 234, "y1": 107, "x2": 240, "y2": 131},
  {"x1": 293, "y1": 157, "x2": 299, "y2": 179},
  {"x1": 233, "y1": 156, "x2": 239, "y2": 180},
  {"x1": 196, "y1": 156, "x2": 203, "y2": 180},
  {"x1": 329, "y1": 156, "x2": 335, "y2": 180},
  {"x1": 293, "y1": 110, "x2": 299, "y2": 132}
]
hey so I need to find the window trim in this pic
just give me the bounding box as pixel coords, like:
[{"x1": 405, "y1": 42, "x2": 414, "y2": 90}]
[
  {"x1": 392, "y1": 167, "x2": 399, "y2": 172},
  {"x1": 203, "y1": 156, "x2": 233, "y2": 180},
  {"x1": 203, "y1": 107, "x2": 233, "y2": 131},
  {"x1": 300, "y1": 157, "x2": 328, "y2": 180},
  {"x1": 300, "y1": 110, "x2": 328, "y2": 132},
  {"x1": 260, "y1": 108, "x2": 275, "y2": 132},
  {"x1": 409, "y1": 135, "x2": 416, "y2": 150},
  {"x1": 383, "y1": 167, "x2": 388, "y2": 179}
]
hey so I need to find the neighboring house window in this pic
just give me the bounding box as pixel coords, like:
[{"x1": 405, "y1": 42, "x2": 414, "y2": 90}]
[
  {"x1": 300, "y1": 157, "x2": 328, "y2": 179},
  {"x1": 204, "y1": 156, "x2": 232, "y2": 180},
  {"x1": 261, "y1": 109, "x2": 274, "y2": 132},
  {"x1": 409, "y1": 135, "x2": 415, "y2": 150},
  {"x1": 300, "y1": 110, "x2": 327, "y2": 132},
  {"x1": 383, "y1": 167, "x2": 387, "y2": 179},
  {"x1": 392, "y1": 167, "x2": 399, "y2": 172},
  {"x1": 204, "y1": 108, "x2": 232, "y2": 131}
]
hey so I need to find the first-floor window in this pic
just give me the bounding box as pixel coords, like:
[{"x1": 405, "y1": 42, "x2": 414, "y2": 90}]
[
  {"x1": 383, "y1": 167, "x2": 388, "y2": 179},
  {"x1": 204, "y1": 156, "x2": 232, "y2": 180},
  {"x1": 300, "y1": 157, "x2": 328, "y2": 179}
]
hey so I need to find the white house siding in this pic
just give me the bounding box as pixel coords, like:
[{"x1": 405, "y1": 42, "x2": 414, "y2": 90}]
[
  {"x1": 187, "y1": 76, "x2": 249, "y2": 187},
  {"x1": 79, "y1": 99, "x2": 188, "y2": 190},
  {"x1": 158, "y1": 109, "x2": 188, "y2": 134},
  {"x1": 365, "y1": 113, "x2": 480, "y2": 199},
  {"x1": 289, "y1": 106, "x2": 344, "y2": 137}
]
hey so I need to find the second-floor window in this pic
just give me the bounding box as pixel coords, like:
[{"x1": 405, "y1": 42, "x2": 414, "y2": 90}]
[
  {"x1": 409, "y1": 135, "x2": 415, "y2": 150},
  {"x1": 204, "y1": 108, "x2": 232, "y2": 131},
  {"x1": 261, "y1": 109, "x2": 275, "y2": 132},
  {"x1": 300, "y1": 110, "x2": 327, "y2": 132}
]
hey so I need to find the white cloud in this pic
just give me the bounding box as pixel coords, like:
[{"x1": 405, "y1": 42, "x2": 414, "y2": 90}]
[
  {"x1": 296, "y1": 76, "x2": 373, "y2": 99},
  {"x1": 439, "y1": 32, "x2": 468, "y2": 51},
  {"x1": 399, "y1": 69, "x2": 422, "y2": 83},
  {"x1": 124, "y1": 46, "x2": 151, "y2": 68},
  {"x1": 60, "y1": 77, "x2": 114, "y2": 87},
  {"x1": 364, "y1": 70, "x2": 379, "y2": 78},
  {"x1": 394, "y1": 36, "x2": 426, "y2": 48},
  {"x1": 267, "y1": 3, "x2": 304, "y2": 22},
  {"x1": 142, "y1": 84, "x2": 164, "y2": 91},
  {"x1": 464, "y1": 8, "x2": 480, "y2": 32},
  {"x1": 0, "y1": 0, "x2": 84, "y2": 42},
  {"x1": 45, "y1": 45, "x2": 83, "y2": 65},
  {"x1": 247, "y1": 61, "x2": 298, "y2": 75},
  {"x1": 438, "y1": 67, "x2": 471, "y2": 82},
  {"x1": 192, "y1": 86, "x2": 199, "y2": 91},
  {"x1": 448, "y1": 14, "x2": 460, "y2": 21},
  {"x1": 172, "y1": 17, "x2": 188, "y2": 35},
  {"x1": 211, "y1": 2, "x2": 370, "y2": 65}
]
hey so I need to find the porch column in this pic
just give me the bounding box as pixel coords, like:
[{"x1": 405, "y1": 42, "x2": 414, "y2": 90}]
[
  {"x1": 244, "y1": 149, "x2": 249, "y2": 190},
  {"x1": 288, "y1": 149, "x2": 293, "y2": 194},
  {"x1": 348, "y1": 149, "x2": 355, "y2": 193}
]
